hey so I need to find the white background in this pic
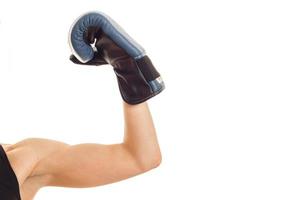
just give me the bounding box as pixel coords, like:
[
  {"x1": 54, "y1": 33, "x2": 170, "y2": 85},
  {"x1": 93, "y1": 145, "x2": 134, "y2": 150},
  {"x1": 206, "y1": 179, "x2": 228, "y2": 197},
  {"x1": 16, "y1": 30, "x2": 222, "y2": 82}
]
[{"x1": 0, "y1": 0, "x2": 300, "y2": 199}]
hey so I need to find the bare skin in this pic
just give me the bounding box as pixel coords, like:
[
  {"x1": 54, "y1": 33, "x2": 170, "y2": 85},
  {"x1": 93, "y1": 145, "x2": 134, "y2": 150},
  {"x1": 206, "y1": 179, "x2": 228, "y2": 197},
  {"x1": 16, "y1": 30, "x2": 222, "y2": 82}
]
[{"x1": 2, "y1": 101, "x2": 162, "y2": 200}]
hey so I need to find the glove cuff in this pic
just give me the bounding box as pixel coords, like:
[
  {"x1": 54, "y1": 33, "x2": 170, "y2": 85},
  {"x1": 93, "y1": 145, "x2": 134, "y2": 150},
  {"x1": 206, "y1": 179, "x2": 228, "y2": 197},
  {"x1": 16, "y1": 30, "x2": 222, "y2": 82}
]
[
  {"x1": 135, "y1": 56, "x2": 165, "y2": 95},
  {"x1": 115, "y1": 56, "x2": 165, "y2": 105}
]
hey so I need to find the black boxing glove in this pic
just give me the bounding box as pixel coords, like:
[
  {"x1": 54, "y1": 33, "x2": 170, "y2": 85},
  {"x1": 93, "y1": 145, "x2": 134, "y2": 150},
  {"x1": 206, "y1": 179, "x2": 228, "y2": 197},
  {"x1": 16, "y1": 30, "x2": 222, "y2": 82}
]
[{"x1": 69, "y1": 12, "x2": 165, "y2": 104}]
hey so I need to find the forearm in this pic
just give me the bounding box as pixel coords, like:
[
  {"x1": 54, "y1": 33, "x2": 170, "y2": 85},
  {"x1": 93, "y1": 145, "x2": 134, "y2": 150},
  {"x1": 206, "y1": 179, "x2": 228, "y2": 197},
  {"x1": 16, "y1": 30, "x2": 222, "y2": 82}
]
[{"x1": 122, "y1": 102, "x2": 162, "y2": 170}]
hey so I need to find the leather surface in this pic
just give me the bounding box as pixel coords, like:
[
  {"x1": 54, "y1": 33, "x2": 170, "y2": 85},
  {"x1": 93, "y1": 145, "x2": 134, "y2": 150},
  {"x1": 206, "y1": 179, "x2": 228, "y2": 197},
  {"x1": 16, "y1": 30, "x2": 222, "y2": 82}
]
[
  {"x1": 69, "y1": 12, "x2": 145, "y2": 63},
  {"x1": 69, "y1": 11, "x2": 165, "y2": 104}
]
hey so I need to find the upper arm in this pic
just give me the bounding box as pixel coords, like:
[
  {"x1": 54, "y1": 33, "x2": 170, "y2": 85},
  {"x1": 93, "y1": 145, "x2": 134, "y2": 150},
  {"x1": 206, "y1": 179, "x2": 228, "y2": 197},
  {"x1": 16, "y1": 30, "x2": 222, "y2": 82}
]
[{"x1": 33, "y1": 143, "x2": 142, "y2": 188}]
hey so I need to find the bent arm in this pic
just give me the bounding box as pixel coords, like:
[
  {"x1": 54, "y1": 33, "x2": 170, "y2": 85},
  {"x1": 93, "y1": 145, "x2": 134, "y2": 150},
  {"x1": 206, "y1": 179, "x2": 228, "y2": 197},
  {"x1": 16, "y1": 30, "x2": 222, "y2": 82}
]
[{"x1": 28, "y1": 102, "x2": 161, "y2": 188}]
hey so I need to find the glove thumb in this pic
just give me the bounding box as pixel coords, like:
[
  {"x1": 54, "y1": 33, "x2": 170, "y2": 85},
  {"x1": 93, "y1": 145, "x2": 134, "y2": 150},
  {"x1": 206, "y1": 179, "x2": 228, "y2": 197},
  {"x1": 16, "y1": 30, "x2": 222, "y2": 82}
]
[{"x1": 70, "y1": 52, "x2": 108, "y2": 66}]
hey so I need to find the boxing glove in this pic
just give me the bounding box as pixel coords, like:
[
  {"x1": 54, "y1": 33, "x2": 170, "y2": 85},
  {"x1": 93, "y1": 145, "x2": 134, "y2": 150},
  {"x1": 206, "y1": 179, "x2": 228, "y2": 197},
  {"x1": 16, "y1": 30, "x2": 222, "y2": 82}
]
[{"x1": 69, "y1": 12, "x2": 165, "y2": 104}]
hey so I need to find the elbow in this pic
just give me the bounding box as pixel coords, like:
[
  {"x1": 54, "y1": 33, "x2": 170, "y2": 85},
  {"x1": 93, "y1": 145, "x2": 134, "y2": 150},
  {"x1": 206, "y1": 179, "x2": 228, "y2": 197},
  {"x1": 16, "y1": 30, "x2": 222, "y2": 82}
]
[
  {"x1": 138, "y1": 151, "x2": 162, "y2": 173},
  {"x1": 151, "y1": 151, "x2": 162, "y2": 169},
  {"x1": 122, "y1": 143, "x2": 162, "y2": 174},
  {"x1": 150, "y1": 153, "x2": 162, "y2": 170}
]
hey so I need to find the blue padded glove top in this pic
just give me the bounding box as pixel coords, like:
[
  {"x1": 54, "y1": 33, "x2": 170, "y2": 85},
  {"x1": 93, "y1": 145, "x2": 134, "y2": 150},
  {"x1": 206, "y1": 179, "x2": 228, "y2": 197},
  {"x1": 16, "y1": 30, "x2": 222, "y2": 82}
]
[{"x1": 69, "y1": 11, "x2": 146, "y2": 63}]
